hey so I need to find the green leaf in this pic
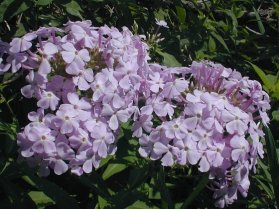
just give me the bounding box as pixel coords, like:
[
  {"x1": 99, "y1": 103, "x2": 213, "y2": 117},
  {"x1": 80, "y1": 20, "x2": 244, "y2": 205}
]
[
  {"x1": 15, "y1": 23, "x2": 27, "y2": 37},
  {"x1": 253, "y1": 7, "x2": 265, "y2": 35},
  {"x1": 176, "y1": 6, "x2": 186, "y2": 25},
  {"x1": 8, "y1": 0, "x2": 30, "y2": 20},
  {"x1": 208, "y1": 36, "x2": 216, "y2": 52},
  {"x1": 0, "y1": 119, "x2": 18, "y2": 155},
  {"x1": 63, "y1": 1, "x2": 83, "y2": 19},
  {"x1": 129, "y1": 167, "x2": 148, "y2": 189},
  {"x1": 126, "y1": 200, "x2": 159, "y2": 209},
  {"x1": 157, "y1": 166, "x2": 174, "y2": 209},
  {"x1": 258, "y1": 159, "x2": 272, "y2": 182},
  {"x1": 180, "y1": 174, "x2": 209, "y2": 209},
  {"x1": 253, "y1": 176, "x2": 274, "y2": 198},
  {"x1": 0, "y1": 161, "x2": 11, "y2": 176},
  {"x1": 22, "y1": 168, "x2": 80, "y2": 209},
  {"x1": 0, "y1": 0, "x2": 15, "y2": 22},
  {"x1": 102, "y1": 163, "x2": 128, "y2": 180},
  {"x1": 157, "y1": 50, "x2": 181, "y2": 67},
  {"x1": 148, "y1": 186, "x2": 161, "y2": 200},
  {"x1": 97, "y1": 155, "x2": 112, "y2": 169},
  {"x1": 77, "y1": 174, "x2": 111, "y2": 198},
  {"x1": 35, "y1": 0, "x2": 53, "y2": 6},
  {"x1": 247, "y1": 62, "x2": 271, "y2": 89},
  {"x1": 272, "y1": 110, "x2": 279, "y2": 121},
  {"x1": 210, "y1": 32, "x2": 229, "y2": 52},
  {"x1": 224, "y1": 9, "x2": 238, "y2": 35},
  {"x1": 98, "y1": 195, "x2": 110, "y2": 209},
  {"x1": 28, "y1": 191, "x2": 54, "y2": 207},
  {"x1": 263, "y1": 126, "x2": 279, "y2": 206},
  {"x1": 112, "y1": 190, "x2": 146, "y2": 208},
  {"x1": 266, "y1": 74, "x2": 278, "y2": 86},
  {"x1": 155, "y1": 8, "x2": 168, "y2": 20},
  {"x1": 0, "y1": 179, "x2": 37, "y2": 209}
]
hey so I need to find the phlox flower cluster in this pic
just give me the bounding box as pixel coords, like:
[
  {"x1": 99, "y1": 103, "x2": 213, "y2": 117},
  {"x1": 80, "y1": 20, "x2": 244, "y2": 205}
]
[
  {"x1": 134, "y1": 61, "x2": 270, "y2": 207},
  {"x1": 0, "y1": 20, "x2": 150, "y2": 176},
  {"x1": 0, "y1": 20, "x2": 270, "y2": 208}
]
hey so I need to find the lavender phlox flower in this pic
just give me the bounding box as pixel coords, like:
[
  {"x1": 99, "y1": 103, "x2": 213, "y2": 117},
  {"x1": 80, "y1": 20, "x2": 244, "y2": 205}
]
[
  {"x1": 70, "y1": 24, "x2": 96, "y2": 48},
  {"x1": 21, "y1": 70, "x2": 47, "y2": 98},
  {"x1": 163, "y1": 118, "x2": 187, "y2": 140},
  {"x1": 46, "y1": 75, "x2": 75, "y2": 102},
  {"x1": 69, "y1": 128, "x2": 92, "y2": 151},
  {"x1": 153, "y1": 142, "x2": 177, "y2": 166},
  {"x1": 52, "y1": 142, "x2": 75, "y2": 175},
  {"x1": 9, "y1": 33, "x2": 37, "y2": 53},
  {"x1": 37, "y1": 90, "x2": 60, "y2": 111},
  {"x1": 36, "y1": 26, "x2": 63, "y2": 38},
  {"x1": 72, "y1": 68, "x2": 94, "y2": 90},
  {"x1": 27, "y1": 125, "x2": 56, "y2": 154},
  {"x1": 162, "y1": 78, "x2": 188, "y2": 98},
  {"x1": 132, "y1": 114, "x2": 153, "y2": 137},
  {"x1": 206, "y1": 142, "x2": 225, "y2": 167},
  {"x1": 91, "y1": 71, "x2": 108, "y2": 102},
  {"x1": 232, "y1": 162, "x2": 250, "y2": 197},
  {"x1": 116, "y1": 61, "x2": 141, "y2": 91},
  {"x1": 155, "y1": 19, "x2": 169, "y2": 28},
  {"x1": 138, "y1": 134, "x2": 160, "y2": 160},
  {"x1": 184, "y1": 102, "x2": 206, "y2": 121},
  {"x1": 0, "y1": 57, "x2": 11, "y2": 74},
  {"x1": 154, "y1": 99, "x2": 175, "y2": 118},
  {"x1": 222, "y1": 106, "x2": 249, "y2": 135},
  {"x1": 28, "y1": 108, "x2": 45, "y2": 122},
  {"x1": 174, "y1": 138, "x2": 201, "y2": 165},
  {"x1": 230, "y1": 135, "x2": 249, "y2": 162},
  {"x1": 81, "y1": 153, "x2": 101, "y2": 174},
  {"x1": 198, "y1": 152, "x2": 211, "y2": 172},
  {"x1": 102, "y1": 83, "x2": 125, "y2": 109},
  {"x1": 62, "y1": 92, "x2": 91, "y2": 121},
  {"x1": 17, "y1": 132, "x2": 34, "y2": 157},
  {"x1": 149, "y1": 71, "x2": 165, "y2": 93},
  {"x1": 91, "y1": 124, "x2": 115, "y2": 158},
  {"x1": 38, "y1": 42, "x2": 58, "y2": 74},
  {"x1": 61, "y1": 42, "x2": 90, "y2": 75},
  {"x1": 7, "y1": 52, "x2": 28, "y2": 73},
  {"x1": 54, "y1": 106, "x2": 80, "y2": 134},
  {"x1": 195, "y1": 126, "x2": 214, "y2": 150},
  {"x1": 101, "y1": 104, "x2": 132, "y2": 131}
]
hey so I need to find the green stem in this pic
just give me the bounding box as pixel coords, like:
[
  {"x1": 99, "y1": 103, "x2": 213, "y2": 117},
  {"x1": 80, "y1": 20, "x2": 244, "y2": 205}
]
[
  {"x1": 157, "y1": 166, "x2": 174, "y2": 209},
  {"x1": 1, "y1": 72, "x2": 23, "y2": 86}
]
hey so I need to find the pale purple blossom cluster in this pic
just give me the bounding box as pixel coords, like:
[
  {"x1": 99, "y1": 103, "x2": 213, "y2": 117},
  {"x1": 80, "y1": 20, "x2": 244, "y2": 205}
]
[
  {"x1": 134, "y1": 61, "x2": 270, "y2": 207},
  {"x1": 1, "y1": 20, "x2": 150, "y2": 176},
  {"x1": 0, "y1": 20, "x2": 271, "y2": 208}
]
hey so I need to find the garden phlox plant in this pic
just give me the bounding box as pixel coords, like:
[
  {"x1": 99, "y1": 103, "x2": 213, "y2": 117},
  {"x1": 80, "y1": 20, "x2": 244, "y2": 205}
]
[
  {"x1": 0, "y1": 20, "x2": 270, "y2": 208},
  {"x1": 0, "y1": 20, "x2": 150, "y2": 176},
  {"x1": 134, "y1": 61, "x2": 270, "y2": 207}
]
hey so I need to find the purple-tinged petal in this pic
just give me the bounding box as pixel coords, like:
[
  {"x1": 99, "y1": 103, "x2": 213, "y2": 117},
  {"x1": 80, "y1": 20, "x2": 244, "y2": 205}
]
[{"x1": 54, "y1": 160, "x2": 68, "y2": 175}]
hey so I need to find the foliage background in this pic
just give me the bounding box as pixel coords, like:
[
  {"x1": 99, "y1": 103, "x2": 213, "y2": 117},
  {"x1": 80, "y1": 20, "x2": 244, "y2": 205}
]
[{"x1": 0, "y1": 0, "x2": 279, "y2": 208}]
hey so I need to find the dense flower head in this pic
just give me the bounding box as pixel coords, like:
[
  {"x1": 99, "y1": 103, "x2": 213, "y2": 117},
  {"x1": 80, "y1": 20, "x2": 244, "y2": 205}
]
[
  {"x1": 1, "y1": 20, "x2": 150, "y2": 176},
  {"x1": 0, "y1": 20, "x2": 270, "y2": 208},
  {"x1": 134, "y1": 61, "x2": 270, "y2": 208}
]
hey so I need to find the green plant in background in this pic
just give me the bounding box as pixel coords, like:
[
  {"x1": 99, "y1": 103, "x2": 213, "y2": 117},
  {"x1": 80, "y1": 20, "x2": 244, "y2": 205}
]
[{"x1": 0, "y1": 0, "x2": 279, "y2": 209}]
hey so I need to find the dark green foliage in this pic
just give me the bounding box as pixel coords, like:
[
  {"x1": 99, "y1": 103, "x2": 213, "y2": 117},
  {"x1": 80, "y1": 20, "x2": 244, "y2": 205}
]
[{"x1": 0, "y1": 0, "x2": 279, "y2": 208}]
